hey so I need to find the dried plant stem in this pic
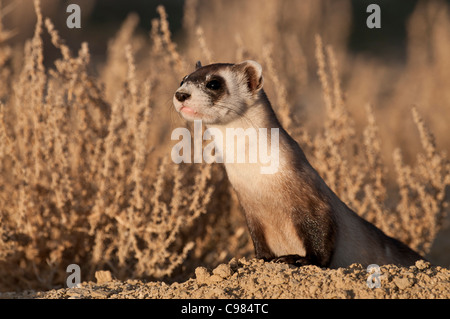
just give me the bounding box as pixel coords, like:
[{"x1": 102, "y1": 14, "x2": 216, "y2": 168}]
[
  {"x1": 157, "y1": 5, "x2": 185, "y2": 76},
  {"x1": 196, "y1": 26, "x2": 213, "y2": 64},
  {"x1": 262, "y1": 45, "x2": 292, "y2": 132}
]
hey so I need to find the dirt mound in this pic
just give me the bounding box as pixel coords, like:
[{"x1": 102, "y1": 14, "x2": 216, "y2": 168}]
[{"x1": 2, "y1": 258, "x2": 449, "y2": 299}]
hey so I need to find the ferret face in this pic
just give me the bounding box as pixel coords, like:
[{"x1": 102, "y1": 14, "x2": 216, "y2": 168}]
[{"x1": 173, "y1": 60, "x2": 264, "y2": 125}]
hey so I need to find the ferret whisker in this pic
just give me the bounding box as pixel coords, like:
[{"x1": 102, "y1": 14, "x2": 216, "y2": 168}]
[{"x1": 214, "y1": 102, "x2": 258, "y2": 130}]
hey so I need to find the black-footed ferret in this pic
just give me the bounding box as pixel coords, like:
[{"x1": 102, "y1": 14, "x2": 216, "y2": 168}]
[{"x1": 172, "y1": 60, "x2": 425, "y2": 268}]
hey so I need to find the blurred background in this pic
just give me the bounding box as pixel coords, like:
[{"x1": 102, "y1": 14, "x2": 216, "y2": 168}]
[
  {"x1": 1, "y1": 0, "x2": 444, "y2": 61},
  {"x1": 3, "y1": 0, "x2": 450, "y2": 154},
  {"x1": 0, "y1": 0, "x2": 439, "y2": 60}
]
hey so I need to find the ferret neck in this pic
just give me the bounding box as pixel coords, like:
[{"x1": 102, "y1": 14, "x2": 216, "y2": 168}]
[{"x1": 208, "y1": 90, "x2": 282, "y2": 131}]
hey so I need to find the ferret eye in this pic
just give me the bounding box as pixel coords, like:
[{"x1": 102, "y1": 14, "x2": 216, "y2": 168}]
[{"x1": 206, "y1": 80, "x2": 221, "y2": 90}]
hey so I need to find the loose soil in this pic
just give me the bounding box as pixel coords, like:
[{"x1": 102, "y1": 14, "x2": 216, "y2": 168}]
[{"x1": 2, "y1": 258, "x2": 449, "y2": 299}]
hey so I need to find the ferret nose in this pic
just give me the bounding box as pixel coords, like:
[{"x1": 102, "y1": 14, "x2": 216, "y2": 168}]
[{"x1": 175, "y1": 91, "x2": 191, "y2": 102}]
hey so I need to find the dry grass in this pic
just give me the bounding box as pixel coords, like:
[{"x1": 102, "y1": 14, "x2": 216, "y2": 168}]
[{"x1": 0, "y1": 0, "x2": 449, "y2": 292}]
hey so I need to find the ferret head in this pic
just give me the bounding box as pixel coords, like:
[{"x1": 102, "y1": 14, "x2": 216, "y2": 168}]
[{"x1": 173, "y1": 60, "x2": 264, "y2": 125}]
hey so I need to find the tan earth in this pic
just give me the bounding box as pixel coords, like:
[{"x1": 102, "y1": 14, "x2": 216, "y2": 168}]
[{"x1": 1, "y1": 258, "x2": 449, "y2": 299}]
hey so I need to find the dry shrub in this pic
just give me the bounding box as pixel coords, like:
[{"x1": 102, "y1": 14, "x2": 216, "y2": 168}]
[
  {"x1": 0, "y1": 0, "x2": 449, "y2": 292},
  {"x1": 305, "y1": 37, "x2": 450, "y2": 255},
  {"x1": 0, "y1": 1, "x2": 222, "y2": 291}
]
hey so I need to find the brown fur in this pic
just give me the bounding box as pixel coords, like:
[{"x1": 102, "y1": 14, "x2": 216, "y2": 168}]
[{"x1": 232, "y1": 90, "x2": 424, "y2": 267}]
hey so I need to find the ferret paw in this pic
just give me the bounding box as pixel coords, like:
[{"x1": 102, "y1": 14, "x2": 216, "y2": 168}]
[{"x1": 271, "y1": 254, "x2": 311, "y2": 266}]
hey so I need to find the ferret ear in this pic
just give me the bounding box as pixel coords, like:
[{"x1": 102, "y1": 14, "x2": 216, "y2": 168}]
[
  {"x1": 195, "y1": 61, "x2": 202, "y2": 70},
  {"x1": 233, "y1": 60, "x2": 264, "y2": 93}
]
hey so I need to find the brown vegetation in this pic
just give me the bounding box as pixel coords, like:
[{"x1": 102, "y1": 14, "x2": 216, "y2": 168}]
[{"x1": 0, "y1": 0, "x2": 449, "y2": 292}]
